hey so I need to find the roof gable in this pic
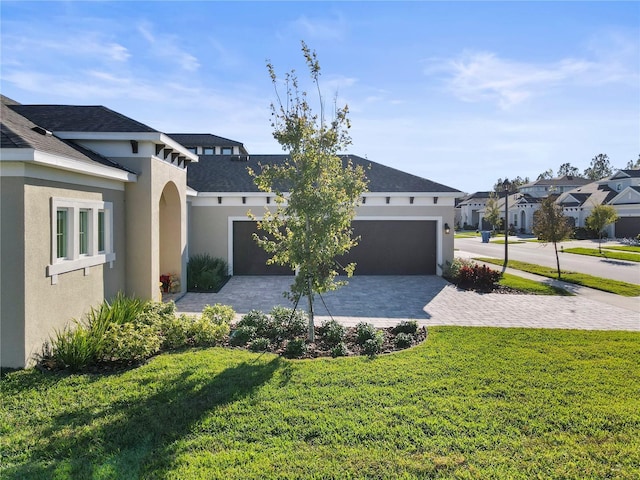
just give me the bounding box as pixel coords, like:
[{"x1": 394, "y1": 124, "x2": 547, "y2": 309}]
[{"x1": 609, "y1": 186, "x2": 640, "y2": 205}]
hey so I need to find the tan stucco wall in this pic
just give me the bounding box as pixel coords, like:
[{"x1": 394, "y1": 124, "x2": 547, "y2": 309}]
[
  {"x1": 117, "y1": 156, "x2": 187, "y2": 301},
  {"x1": 1, "y1": 177, "x2": 126, "y2": 368},
  {"x1": 1, "y1": 177, "x2": 26, "y2": 368},
  {"x1": 187, "y1": 201, "x2": 456, "y2": 275}
]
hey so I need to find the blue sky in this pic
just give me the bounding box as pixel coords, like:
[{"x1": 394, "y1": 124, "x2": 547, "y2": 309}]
[{"x1": 2, "y1": 1, "x2": 638, "y2": 193}]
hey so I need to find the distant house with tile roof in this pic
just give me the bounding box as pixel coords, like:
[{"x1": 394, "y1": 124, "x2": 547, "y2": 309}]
[{"x1": 1, "y1": 95, "x2": 461, "y2": 368}]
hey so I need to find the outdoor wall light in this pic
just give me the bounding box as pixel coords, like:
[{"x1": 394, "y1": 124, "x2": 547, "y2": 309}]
[{"x1": 444, "y1": 223, "x2": 451, "y2": 234}]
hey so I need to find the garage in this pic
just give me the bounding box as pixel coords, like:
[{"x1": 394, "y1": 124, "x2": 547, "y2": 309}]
[
  {"x1": 615, "y1": 217, "x2": 640, "y2": 238},
  {"x1": 232, "y1": 220, "x2": 437, "y2": 275}
]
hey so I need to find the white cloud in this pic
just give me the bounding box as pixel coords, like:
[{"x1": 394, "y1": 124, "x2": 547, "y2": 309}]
[
  {"x1": 136, "y1": 20, "x2": 200, "y2": 72},
  {"x1": 288, "y1": 13, "x2": 347, "y2": 41}
]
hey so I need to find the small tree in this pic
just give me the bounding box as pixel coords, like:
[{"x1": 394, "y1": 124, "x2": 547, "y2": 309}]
[
  {"x1": 249, "y1": 42, "x2": 368, "y2": 342},
  {"x1": 537, "y1": 168, "x2": 553, "y2": 180},
  {"x1": 493, "y1": 176, "x2": 529, "y2": 194},
  {"x1": 533, "y1": 197, "x2": 572, "y2": 279},
  {"x1": 585, "y1": 205, "x2": 619, "y2": 253},
  {"x1": 626, "y1": 154, "x2": 640, "y2": 170},
  {"x1": 484, "y1": 193, "x2": 501, "y2": 232}
]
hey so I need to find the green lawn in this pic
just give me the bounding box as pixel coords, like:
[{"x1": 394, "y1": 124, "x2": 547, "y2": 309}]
[
  {"x1": 604, "y1": 245, "x2": 640, "y2": 253},
  {"x1": 2, "y1": 328, "x2": 639, "y2": 479},
  {"x1": 454, "y1": 231, "x2": 481, "y2": 238},
  {"x1": 499, "y1": 273, "x2": 573, "y2": 295},
  {"x1": 563, "y1": 247, "x2": 640, "y2": 263},
  {"x1": 478, "y1": 257, "x2": 640, "y2": 297}
]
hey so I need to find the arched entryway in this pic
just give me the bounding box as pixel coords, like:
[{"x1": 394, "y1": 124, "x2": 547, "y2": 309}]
[
  {"x1": 159, "y1": 182, "x2": 182, "y2": 286},
  {"x1": 520, "y1": 210, "x2": 526, "y2": 233}
]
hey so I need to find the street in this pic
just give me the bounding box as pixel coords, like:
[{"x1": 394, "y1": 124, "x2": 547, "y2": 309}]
[{"x1": 455, "y1": 237, "x2": 640, "y2": 285}]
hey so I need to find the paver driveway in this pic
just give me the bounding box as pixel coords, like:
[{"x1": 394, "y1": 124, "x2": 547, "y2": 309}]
[{"x1": 175, "y1": 276, "x2": 640, "y2": 331}]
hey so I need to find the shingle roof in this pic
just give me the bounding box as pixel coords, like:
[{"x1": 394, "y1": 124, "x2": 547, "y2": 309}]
[
  {"x1": 168, "y1": 133, "x2": 245, "y2": 148},
  {"x1": 521, "y1": 175, "x2": 591, "y2": 188},
  {"x1": 187, "y1": 154, "x2": 461, "y2": 193},
  {"x1": 1, "y1": 96, "x2": 135, "y2": 173},
  {"x1": 8, "y1": 104, "x2": 158, "y2": 133},
  {"x1": 557, "y1": 182, "x2": 617, "y2": 207}
]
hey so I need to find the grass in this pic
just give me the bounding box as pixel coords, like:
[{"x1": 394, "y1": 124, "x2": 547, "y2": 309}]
[
  {"x1": 2, "y1": 328, "x2": 639, "y2": 479},
  {"x1": 454, "y1": 231, "x2": 481, "y2": 238},
  {"x1": 478, "y1": 257, "x2": 640, "y2": 297},
  {"x1": 490, "y1": 239, "x2": 526, "y2": 244},
  {"x1": 498, "y1": 273, "x2": 573, "y2": 295},
  {"x1": 563, "y1": 247, "x2": 640, "y2": 263},
  {"x1": 604, "y1": 245, "x2": 640, "y2": 253}
]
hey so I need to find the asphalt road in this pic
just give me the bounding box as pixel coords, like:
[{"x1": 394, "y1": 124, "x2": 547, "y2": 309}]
[{"x1": 455, "y1": 237, "x2": 640, "y2": 285}]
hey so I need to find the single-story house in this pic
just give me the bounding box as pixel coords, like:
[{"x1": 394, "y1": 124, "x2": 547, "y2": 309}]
[{"x1": 1, "y1": 99, "x2": 460, "y2": 368}]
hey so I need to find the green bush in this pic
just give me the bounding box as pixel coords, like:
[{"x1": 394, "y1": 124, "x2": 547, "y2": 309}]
[
  {"x1": 187, "y1": 254, "x2": 228, "y2": 292},
  {"x1": 49, "y1": 322, "x2": 100, "y2": 371},
  {"x1": 394, "y1": 332, "x2": 414, "y2": 349},
  {"x1": 248, "y1": 337, "x2": 271, "y2": 352},
  {"x1": 158, "y1": 314, "x2": 189, "y2": 350},
  {"x1": 270, "y1": 306, "x2": 308, "y2": 341},
  {"x1": 392, "y1": 320, "x2": 418, "y2": 336},
  {"x1": 284, "y1": 338, "x2": 307, "y2": 358},
  {"x1": 101, "y1": 321, "x2": 162, "y2": 362},
  {"x1": 362, "y1": 332, "x2": 384, "y2": 357},
  {"x1": 229, "y1": 325, "x2": 257, "y2": 347},
  {"x1": 442, "y1": 258, "x2": 474, "y2": 282},
  {"x1": 237, "y1": 310, "x2": 272, "y2": 338},
  {"x1": 187, "y1": 304, "x2": 233, "y2": 346},
  {"x1": 318, "y1": 320, "x2": 346, "y2": 347},
  {"x1": 330, "y1": 342, "x2": 348, "y2": 358},
  {"x1": 355, "y1": 322, "x2": 378, "y2": 346}
]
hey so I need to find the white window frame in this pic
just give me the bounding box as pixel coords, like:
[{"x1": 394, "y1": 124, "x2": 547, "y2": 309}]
[{"x1": 48, "y1": 197, "x2": 115, "y2": 284}]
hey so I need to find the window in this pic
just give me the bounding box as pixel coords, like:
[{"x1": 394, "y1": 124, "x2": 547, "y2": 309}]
[
  {"x1": 221, "y1": 147, "x2": 232, "y2": 155},
  {"x1": 204, "y1": 147, "x2": 214, "y2": 155},
  {"x1": 79, "y1": 209, "x2": 89, "y2": 255},
  {"x1": 98, "y1": 210, "x2": 105, "y2": 252},
  {"x1": 56, "y1": 209, "x2": 68, "y2": 259},
  {"x1": 187, "y1": 147, "x2": 197, "y2": 154},
  {"x1": 48, "y1": 198, "x2": 115, "y2": 283}
]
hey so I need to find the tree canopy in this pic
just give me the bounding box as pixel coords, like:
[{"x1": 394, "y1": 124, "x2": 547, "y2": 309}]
[
  {"x1": 585, "y1": 205, "x2": 619, "y2": 253},
  {"x1": 532, "y1": 197, "x2": 573, "y2": 279},
  {"x1": 583, "y1": 153, "x2": 614, "y2": 180}
]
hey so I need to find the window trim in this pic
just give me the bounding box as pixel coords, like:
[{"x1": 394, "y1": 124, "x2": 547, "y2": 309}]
[{"x1": 48, "y1": 197, "x2": 115, "y2": 283}]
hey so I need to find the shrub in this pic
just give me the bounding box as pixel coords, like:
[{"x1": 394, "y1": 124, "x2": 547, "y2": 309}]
[
  {"x1": 157, "y1": 314, "x2": 188, "y2": 350},
  {"x1": 270, "y1": 306, "x2": 308, "y2": 341},
  {"x1": 187, "y1": 254, "x2": 228, "y2": 292},
  {"x1": 49, "y1": 322, "x2": 100, "y2": 371},
  {"x1": 394, "y1": 332, "x2": 414, "y2": 349},
  {"x1": 101, "y1": 321, "x2": 161, "y2": 362},
  {"x1": 318, "y1": 320, "x2": 346, "y2": 347},
  {"x1": 355, "y1": 322, "x2": 378, "y2": 346},
  {"x1": 442, "y1": 258, "x2": 474, "y2": 282},
  {"x1": 456, "y1": 264, "x2": 501, "y2": 290},
  {"x1": 248, "y1": 337, "x2": 271, "y2": 352},
  {"x1": 284, "y1": 338, "x2": 307, "y2": 358},
  {"x1": 392, "y1": 320, "x2": 418, "y2": 336},
  {"x1": 237, "y1": 310, "x2": 272, "y2": 338},
  {"x1": 362, "y1": 332, "x2": 384, "y2": 357},
  {"x1": 229, "y1": 325, "x2": 257, "y2": 347},
  {"x1": 330, "y1": 342, "x2": 348, "y2": 358},
  {"x1": 187, "y1": 304, "x2": 233, "y2": 346}
]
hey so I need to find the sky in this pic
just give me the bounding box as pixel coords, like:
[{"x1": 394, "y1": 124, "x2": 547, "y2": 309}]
[{"x1": 1, "y1": 1, "x2": 638, "y2": 194}]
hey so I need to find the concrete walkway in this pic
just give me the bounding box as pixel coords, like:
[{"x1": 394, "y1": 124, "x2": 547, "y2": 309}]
[{"x1": 175, "y1": 274, "x2": 639, "y2": 332}]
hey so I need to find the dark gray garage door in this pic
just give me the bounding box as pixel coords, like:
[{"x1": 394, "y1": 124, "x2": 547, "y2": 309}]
[
  {"x1": 233, "y1": 221, "x2": 294, "y2": 275},
  {"x1": 615, "y1": 217, "x2": 640, "y2": 238},
  {"x1": 341, "y1": 220, "x2": 436, "y2": 275},
  {"x1": 233, "y1": 220, "x2": 437, "y2": 275}
]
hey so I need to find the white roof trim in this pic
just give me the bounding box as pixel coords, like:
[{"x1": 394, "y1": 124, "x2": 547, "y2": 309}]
[
  {"x1": 0, "y1": 147, "x2": 137, "y2": 182},
  {"x1": 51, "y1": 132, "x2": 198, "y2": 162},
  {"x1": 609, "y1": 187, "x2": 640, "y2": 205}
]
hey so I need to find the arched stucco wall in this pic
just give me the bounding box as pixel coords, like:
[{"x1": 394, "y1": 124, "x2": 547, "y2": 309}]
[{"x1": 159, "y1": 181, "x2": 182, "y2": 278}]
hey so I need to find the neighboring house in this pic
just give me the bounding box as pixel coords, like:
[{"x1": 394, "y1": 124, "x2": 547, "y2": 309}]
[
  {"x1": 557, "y1": 170, "x2": 640, "y2": 238},
  {"x1": 1, "y1": 97, "x2": 460, "y2": 368},
  {"x1": 456, "y1": 192, "x2": 492, "y2": 229},
  {"x1": 479, "y1": 176, "x2": 591, "y2": 234},
  {"x1": 0, "y1": 96, "x2": 196, "y2": 368},
  {"x1": 184, "y1": 142, "x2": 461, "y2": 276}
]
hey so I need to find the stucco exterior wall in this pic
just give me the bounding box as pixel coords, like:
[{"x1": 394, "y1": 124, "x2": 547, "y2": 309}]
[
  {"x1": 117, "y1": 156, "x2": 187, "y2": 301},
  {"x1": 1, "y1": 177, "x2": 26, "y2": 368},
  {"x1": 1, "y1": 176, "x2": 126, "y2": 368}
]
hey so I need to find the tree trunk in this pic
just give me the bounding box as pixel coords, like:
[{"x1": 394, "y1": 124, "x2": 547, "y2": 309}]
[
  {"x1": 553, "y1": 241, "x2": 562, "y2": 280},
  {"x1": 307, "y1": 278, "x2": 315, "y2": 343}
]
